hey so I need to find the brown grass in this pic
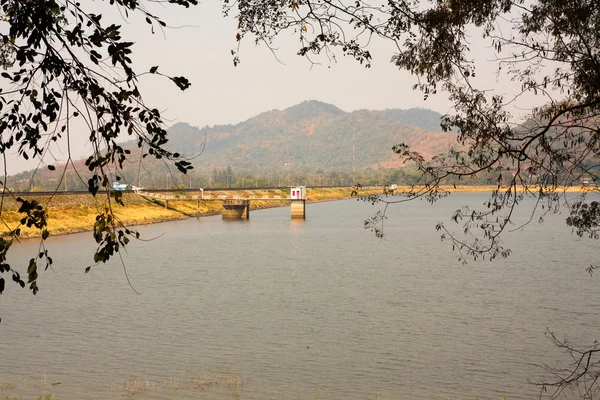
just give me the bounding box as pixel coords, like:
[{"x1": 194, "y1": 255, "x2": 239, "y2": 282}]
[
  {"x1": 187, "y1": 366, "x2": 246, "y2": 390},
  {"x1": 165, "y1": 376, "x2": 179, "y2": 391},
  {"x1": 0, "y1": 382, "x2": 16, "y2": 390},
  {"x1": 5, "y1": 184, "x2": 582, "y2": 239},
  {"x1": 115, "y1": 366, "x2": 245, "y2": 396},
  {"x1": 0, "y1": 188, "x2": 377, "y2": 239},
  {"x1": 120, "y1": 376, "x2": 157, "y2": 395}
]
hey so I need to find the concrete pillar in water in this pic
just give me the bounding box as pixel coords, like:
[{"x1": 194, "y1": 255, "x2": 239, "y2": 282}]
[
  {"x1": 290, "y1": 199, "x2": 306, "y2": 219},
  {"x1": 222, "y1": 199, "x2": 250, "y2": 219}
]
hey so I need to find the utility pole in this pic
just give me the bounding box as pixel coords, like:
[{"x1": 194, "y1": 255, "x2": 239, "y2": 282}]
[
  {"x1": 352, "y1": 133, "x2": 356, "y2": 173},
  {"x1": 352, "y1": 132, "x2": 356, "y2": 184}
]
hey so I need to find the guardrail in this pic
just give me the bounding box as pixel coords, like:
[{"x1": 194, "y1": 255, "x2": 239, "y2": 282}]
[{"x1": 5, "y1": 185, "x2": 383, "y2": 197}]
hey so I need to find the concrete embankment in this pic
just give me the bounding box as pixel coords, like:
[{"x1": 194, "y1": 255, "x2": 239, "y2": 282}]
[
  {"x1": 8, "y1": 183, "x2": 574, "y2": 239},
  {"x1": 0, "y1": 187, "x2": 384, "y2": 239}
]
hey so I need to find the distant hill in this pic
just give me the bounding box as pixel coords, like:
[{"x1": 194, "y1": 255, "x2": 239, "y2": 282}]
[
  {"x1": 383, "y1": 108, "x2": 446, "y2": 132},
  {"x1": 7, "y1": 100, "x2": 457, "y2": 189},
  {"x1": 163, "y1": 100, "x2": 454, "y2": 171}
]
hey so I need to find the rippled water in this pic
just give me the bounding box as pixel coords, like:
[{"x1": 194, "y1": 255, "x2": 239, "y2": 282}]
[{"x1": 1, "y1": 193, "x2": 599, "y2": 400}]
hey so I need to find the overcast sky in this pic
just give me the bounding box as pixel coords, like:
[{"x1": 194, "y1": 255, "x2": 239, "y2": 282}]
[{"x1": 3, "y1": 1, "x2": 546, "y2": 175}]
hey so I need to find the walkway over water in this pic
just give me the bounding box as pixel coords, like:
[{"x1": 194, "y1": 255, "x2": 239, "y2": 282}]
[
  {"x1": 134, "y1": 188, "x2": 307, "y2": 219},
  {"x1": 134, "y1": 190, "x2": 292, "y2": 201}
]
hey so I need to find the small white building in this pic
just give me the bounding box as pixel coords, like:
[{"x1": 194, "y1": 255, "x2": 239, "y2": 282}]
[{"x1": 290, "y1": 186, "x2": 306, "y2": 200}]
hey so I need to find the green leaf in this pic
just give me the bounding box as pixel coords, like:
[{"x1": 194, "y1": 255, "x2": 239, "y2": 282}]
[
  {"x1": 85, "y1": 266, "x2": 91, "y2": 273},
  {"x1": 27, "y1": 260, "x2": 37, "y2": 274},
  {"x1": 28, "y1": 271, "x2": 38, "y2": 283}
]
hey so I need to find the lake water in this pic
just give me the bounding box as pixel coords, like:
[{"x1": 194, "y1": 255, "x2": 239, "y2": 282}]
[{"x1": 1, "y1": 193, "x2": 599, "y2": 400}]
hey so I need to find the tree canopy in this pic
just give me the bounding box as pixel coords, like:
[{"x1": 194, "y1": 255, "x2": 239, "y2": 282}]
[{"x1": 0, "y1": 0, "x2": 195, "y2": 302}]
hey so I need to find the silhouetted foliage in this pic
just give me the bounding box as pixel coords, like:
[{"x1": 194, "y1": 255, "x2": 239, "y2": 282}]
[
  {"x1": 0, "y1": 0, "x2": 196, "y2": 315},
  {"x1": 225, "y1": 1, "x2": 600, "y2": 396},
  {"x1": 226, "y1": 0, "x2": 600, "y2": 262},
  {"x1": 536, "y1": 330, "x2": 600, "y2": 399}
]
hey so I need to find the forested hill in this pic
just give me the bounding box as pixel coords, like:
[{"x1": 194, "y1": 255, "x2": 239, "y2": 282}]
[
  {"x1": 162, "y1": 100, "x2": 455, "y2": 171},
  {"x1": 7, "y1": 101, "x2": 456, "y2": 190}
]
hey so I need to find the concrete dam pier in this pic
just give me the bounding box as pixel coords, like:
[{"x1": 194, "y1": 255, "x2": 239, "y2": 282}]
[
  {"x1": 290, "y1": 199, "x2": 306, "y2": 219},
  {"x1": 222, "y1": 199, "x2": 250, "y2": 219}
]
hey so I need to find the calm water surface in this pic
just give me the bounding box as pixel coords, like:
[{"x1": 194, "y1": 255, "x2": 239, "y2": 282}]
[{"x1": 1, "y1": 193, "x2": 599, "y2": 400}]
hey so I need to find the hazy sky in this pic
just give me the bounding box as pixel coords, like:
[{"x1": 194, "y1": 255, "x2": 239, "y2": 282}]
[
  {"x1": 3, "y1": 1, "x2": 547, "y2": 175},
  {"x1": 127, "y1": 2, "x2": 541, "y2": 125},
  {"x1": 128, "y1": 2, "x2": 455, "y2": 126}
]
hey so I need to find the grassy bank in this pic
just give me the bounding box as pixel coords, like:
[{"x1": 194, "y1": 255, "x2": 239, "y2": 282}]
[
  {"x1": 0, "y1": 184, "x2": 589, "y2": 239},
  {"x1": 0, "y1": 187, "x2": 383, "y2": 239}
]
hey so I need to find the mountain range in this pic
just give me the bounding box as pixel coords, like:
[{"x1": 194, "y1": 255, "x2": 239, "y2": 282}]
[
  {"x1": 157, "y1": 100, "x2": 455, "y2": 172},
  {"x1": 9, "y1": 100, "x2": 457, "y2": 190}
]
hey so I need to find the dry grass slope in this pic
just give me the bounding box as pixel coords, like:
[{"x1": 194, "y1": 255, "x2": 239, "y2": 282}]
[
  {"x1": 0, "y1": 188, "x2": 384, "y2": 239},
  {"x1": 2, "y1": 185, "x2": 587, "y2": 239}
]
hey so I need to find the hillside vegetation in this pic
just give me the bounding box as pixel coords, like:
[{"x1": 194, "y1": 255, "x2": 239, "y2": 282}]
[
  {"x1": 164, "y1": 100, "x2": 453, "y2": 171},
  {"x1": 5, "y1": 101, "x2": 454, "y2": 191}
]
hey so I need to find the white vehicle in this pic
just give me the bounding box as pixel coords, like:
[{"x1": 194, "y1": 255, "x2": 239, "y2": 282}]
[{"x1": 112, "y1": 182, "x2": 131, "y2": 191}]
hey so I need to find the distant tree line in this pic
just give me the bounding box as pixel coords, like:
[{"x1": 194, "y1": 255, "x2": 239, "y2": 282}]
[{"x1": 5, "y1": 164, "x2": 565, "y2": 192}]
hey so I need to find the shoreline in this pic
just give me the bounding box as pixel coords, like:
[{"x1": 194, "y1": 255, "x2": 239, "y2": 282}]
[
  {"x1": 1, "y1": 185, "x2": 592, "y2": 239},
  {"x1": 0, "y1": 187, "x2": 379, "y2": 239}
]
